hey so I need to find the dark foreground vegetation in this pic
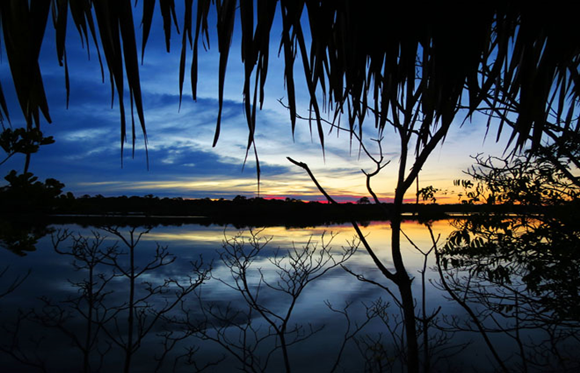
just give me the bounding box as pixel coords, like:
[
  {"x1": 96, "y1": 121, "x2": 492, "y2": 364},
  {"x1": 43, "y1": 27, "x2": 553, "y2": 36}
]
[{"x1": 1, "y1": 3, "x2": 579, "y2": 371}]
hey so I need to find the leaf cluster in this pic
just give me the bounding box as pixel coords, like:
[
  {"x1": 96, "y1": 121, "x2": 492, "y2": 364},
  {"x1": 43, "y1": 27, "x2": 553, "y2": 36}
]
[
  {"x1": 1, "y1": 170, "x2": 64, "y2": 200},
  {"x1": 1, "y1": 1, "x2": 579, "y2": 158},
  {"x1": 0, "y1": 128, "x2": 54, "y2": 166},
  {"x1": 441, "y1": 143, "x2": 580, "y2": 321},
  {"x1": 456, "y1": 149, "x2": 579, "y2": 206},
  {"x1": 442, "y1": 208, "x2": 580, "y2": 321},
  {"x1": 417, "y1": 185, "x2": 440, "y2": 204}
]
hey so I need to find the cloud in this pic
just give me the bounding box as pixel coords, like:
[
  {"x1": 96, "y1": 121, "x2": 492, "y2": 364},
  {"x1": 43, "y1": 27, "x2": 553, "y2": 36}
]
[{"x1": 1, "y1": 9, "x2": 503, "y2": 204}]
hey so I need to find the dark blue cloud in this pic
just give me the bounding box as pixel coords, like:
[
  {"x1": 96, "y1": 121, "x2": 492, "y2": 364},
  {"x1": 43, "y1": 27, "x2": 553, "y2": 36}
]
[
  {"x1": 0, "y1": 82, "x2": 294, "y2": 198},
  {"x1": 0, "y1": 6, "x2": 407, "y2": 201}
]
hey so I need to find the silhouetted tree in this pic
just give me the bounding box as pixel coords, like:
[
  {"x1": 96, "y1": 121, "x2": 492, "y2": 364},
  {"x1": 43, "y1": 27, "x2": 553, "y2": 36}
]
[
  {"x1": 0, "y1": 128, "x2": 54, "y2": 173},
  {"x1": 97, "y1": 226, "x2": 210, "y2": 373},
  {"x1": 434, "y1": 148, "x2": 580, "y2": 371},
  {"x1": 2, "y1": 4, "x2": 580, "y2": 373},
  {"x1": 0, "y1": 170, "x2": 65, "y2": 212},
  {"x1": 2, "y1": 226, "x2": 211, "y2": 373},
  {"x1": 0, "y1": 219, "x2": 53, "y2": 256},
  {"x1": 169, "y1": 230, "x2": 374, "y2": 372},
  {"x1": 356, "y1": 197, "x2": 370, "y2": 205}
]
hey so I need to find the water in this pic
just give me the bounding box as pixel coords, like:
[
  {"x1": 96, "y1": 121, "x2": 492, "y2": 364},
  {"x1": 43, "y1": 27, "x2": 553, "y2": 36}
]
[{"x1": 0, "y1": 219, "x2": 578, "y2": 372}]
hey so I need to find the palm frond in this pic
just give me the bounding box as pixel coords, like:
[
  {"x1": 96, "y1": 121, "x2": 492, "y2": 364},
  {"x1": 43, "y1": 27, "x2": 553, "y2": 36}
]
[{"x1": 0, "y1": 1, "x2": 578, "y2": 157}]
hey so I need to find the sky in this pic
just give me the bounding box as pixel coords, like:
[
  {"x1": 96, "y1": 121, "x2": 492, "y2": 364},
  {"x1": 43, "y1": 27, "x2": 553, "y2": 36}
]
[{"x1": 0, "y1": 4, "x2": 511, "y2": 203}]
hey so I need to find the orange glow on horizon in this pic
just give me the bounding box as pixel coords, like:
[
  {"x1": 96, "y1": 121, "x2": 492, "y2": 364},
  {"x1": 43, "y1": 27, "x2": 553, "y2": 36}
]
[{"x1": 75, "y1": 173, "x2": 463, "y2": 203}]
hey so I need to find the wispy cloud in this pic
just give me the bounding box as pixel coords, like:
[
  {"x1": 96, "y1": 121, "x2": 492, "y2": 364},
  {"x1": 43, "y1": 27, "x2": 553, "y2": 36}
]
[{"x1": 0, "y1": 9, "x2": 502, "y2": 204}]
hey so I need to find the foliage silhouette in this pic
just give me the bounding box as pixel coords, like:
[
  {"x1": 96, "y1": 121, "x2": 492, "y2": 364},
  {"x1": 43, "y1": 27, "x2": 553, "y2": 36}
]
[
  {"x1": 285, "y1": 61, "x2": 466, "y2": 369},
  {"x1": 1, "y1": 4, "x2": 579, "y2": 372},
  {"x1": 0, "y1": 171, "x2": 64, "y2": 213},
  {"x1": 435, "y1": 149, "x2": 580, "y2": 371},
  {"x1": 0, "y1": 2, "x2": 578, "y2": 161},
  {"x1": 0, "y1": 219, "x2": 53, "y2": 257},
  {"x1": 0, "y1": 128, "x2": 54, "y2": 173}
]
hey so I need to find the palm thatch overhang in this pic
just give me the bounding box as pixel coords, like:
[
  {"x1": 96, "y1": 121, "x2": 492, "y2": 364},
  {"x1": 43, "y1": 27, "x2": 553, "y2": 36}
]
[{"x1": 0, "y1": 1, "x2": 579, "y2": 160}]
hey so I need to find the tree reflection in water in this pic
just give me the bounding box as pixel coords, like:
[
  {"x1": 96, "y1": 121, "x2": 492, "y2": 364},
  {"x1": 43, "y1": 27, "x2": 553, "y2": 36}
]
[
  {"x1": 0, "y1": 220, "x2": 578, "y2": 372},
  {"x1": 434, "y1": 148, "x2": 580, "y2": 372},
  {"x1": 435, "y1": 212, "x2": 580, "y2": 372}
]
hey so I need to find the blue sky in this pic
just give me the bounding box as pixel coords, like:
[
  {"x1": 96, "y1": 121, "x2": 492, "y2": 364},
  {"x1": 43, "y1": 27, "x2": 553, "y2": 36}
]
[{"x1": 0, "y1": 4, "x2": 510, "y2": 203}]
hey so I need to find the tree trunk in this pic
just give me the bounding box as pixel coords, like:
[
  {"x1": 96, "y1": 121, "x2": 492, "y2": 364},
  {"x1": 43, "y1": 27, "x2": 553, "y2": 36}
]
[{"x1": 392, "y1": 193, "x2": 419, "y2": 373}]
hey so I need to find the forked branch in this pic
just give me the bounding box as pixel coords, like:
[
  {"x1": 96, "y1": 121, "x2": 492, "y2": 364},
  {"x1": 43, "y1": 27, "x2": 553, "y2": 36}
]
[{"x1": 287, "y1": 157, "x2": 395, "y2": 282}]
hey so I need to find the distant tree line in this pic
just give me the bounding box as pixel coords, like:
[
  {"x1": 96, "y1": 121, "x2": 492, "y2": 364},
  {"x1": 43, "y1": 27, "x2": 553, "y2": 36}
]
[{"x1": 2, "y1": 181, "x2": 570, "y2": 225}]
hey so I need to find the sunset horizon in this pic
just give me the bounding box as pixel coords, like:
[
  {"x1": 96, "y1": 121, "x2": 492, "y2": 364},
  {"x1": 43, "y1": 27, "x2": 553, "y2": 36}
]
[{"x1": 0, "y1": 4, "x2": 511, "y2": 203}]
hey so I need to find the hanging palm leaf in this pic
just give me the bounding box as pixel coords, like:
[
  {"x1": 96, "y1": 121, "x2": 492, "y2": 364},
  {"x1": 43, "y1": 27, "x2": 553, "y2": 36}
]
[{"x1": 0, "y1": 1, "x2": 578, "y2": 158}]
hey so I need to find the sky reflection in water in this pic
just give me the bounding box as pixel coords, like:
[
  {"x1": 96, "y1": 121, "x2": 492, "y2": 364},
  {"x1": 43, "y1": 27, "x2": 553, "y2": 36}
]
[{"x1": 0, "y1": 219, "x2": 575, "y2": 372}]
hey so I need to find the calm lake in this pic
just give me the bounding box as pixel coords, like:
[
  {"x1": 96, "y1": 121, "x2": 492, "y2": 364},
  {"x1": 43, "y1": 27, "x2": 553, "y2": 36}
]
[{"x1": 0, "y1": 218, "x2": 578, "y2": 372}]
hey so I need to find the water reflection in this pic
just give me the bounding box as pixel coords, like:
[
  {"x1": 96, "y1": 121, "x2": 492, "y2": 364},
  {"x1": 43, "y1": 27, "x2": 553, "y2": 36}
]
[{"x1": 0, "y1": 219, "x2": 578, "y2": 372}]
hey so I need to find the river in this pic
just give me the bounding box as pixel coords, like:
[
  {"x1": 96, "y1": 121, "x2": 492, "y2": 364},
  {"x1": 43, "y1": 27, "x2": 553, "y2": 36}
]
[{"x1": 0, "y1": 218, "x2": 578, "y2": 372}]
